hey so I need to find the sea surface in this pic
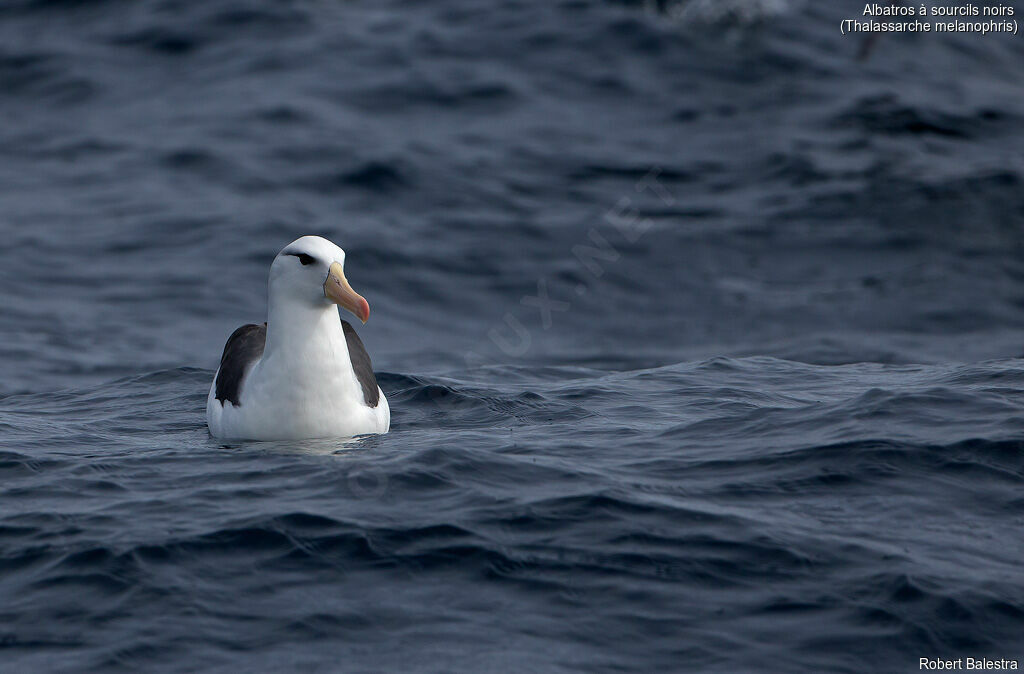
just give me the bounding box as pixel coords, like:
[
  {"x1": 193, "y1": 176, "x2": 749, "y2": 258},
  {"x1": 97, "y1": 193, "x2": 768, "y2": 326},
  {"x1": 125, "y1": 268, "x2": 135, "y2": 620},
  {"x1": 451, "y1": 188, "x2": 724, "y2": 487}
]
[{"x1": 2, "y1": 0, "x2": 1024, "y2": 672}]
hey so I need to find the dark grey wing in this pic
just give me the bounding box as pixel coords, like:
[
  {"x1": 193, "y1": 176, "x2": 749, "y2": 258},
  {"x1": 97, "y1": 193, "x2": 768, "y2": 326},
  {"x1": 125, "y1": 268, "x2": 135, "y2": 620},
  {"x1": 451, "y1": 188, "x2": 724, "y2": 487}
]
[
  {"x1": 214, "y1": 323, "x2": 267, "y2": 406},
  {"x1": 340, "y1": 319, "x2": 380, "y2": 408}
]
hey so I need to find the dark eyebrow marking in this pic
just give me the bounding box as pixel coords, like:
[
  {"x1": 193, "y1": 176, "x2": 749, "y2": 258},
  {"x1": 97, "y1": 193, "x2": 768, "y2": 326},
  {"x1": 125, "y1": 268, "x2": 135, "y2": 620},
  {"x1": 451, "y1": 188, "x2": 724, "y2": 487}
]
[{"x1": 285, "y1": 252, "x2": 317, "y2": 266}]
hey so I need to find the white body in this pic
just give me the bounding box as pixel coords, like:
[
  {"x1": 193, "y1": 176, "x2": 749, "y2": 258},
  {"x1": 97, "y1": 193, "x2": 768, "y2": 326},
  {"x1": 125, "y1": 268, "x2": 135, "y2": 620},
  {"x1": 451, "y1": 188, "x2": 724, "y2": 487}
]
[{"x1": 206, "y1": 236, "x2": 390, "y2": 440}]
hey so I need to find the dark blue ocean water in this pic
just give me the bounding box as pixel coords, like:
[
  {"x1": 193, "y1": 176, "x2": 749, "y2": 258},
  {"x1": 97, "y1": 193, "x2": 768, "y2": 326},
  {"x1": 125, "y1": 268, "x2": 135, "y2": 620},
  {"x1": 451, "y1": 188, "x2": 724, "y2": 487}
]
[{"x1": 2, "y1": 0, "x2": 1024, "y2": 671}]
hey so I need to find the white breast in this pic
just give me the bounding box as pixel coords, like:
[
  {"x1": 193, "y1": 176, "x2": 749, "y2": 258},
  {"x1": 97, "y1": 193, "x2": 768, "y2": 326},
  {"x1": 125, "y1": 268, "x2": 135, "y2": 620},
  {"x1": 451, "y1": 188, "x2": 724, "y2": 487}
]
[{"x1": 206, "y1": 305, "x2": 390, "y2": 440}]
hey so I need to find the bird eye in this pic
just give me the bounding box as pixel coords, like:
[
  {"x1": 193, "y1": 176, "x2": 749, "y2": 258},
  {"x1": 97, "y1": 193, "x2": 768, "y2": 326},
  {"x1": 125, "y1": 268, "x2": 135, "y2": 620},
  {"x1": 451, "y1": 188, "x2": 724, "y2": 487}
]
[{"x1": 294, "y1": 253, "x2": 316, "y2": 266}]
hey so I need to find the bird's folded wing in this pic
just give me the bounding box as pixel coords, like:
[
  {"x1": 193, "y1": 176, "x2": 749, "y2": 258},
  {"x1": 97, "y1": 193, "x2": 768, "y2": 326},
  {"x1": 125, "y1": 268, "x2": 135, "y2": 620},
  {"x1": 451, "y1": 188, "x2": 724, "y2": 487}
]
[
  {"x1": 340, "y1": 319, "x2": 380, "y2": 407},
  {"x1": 215, "y1": 323, "x2": 267, "y2": 406}
]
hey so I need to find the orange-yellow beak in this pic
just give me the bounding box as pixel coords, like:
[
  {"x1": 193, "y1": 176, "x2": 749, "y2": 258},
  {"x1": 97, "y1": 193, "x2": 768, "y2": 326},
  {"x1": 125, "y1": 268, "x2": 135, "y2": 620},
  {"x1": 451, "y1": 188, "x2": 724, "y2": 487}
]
[{"x1": 323, "y1": 261, "x2": 369, "y2": 323}]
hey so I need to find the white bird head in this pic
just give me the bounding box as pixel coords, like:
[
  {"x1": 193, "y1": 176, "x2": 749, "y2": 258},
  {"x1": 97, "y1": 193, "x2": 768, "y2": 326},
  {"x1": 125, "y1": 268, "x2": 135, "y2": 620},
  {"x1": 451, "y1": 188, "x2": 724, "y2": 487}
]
[{"x1": 268, "y1": 235, "x2": 370, "y2": 323}]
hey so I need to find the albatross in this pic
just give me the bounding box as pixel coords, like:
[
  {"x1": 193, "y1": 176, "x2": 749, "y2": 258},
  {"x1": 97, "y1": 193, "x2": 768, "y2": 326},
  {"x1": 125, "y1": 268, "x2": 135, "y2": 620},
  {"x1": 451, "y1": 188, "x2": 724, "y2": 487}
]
[{"x1": 206, "y1": 236, "x2": 390, "y2": 440}]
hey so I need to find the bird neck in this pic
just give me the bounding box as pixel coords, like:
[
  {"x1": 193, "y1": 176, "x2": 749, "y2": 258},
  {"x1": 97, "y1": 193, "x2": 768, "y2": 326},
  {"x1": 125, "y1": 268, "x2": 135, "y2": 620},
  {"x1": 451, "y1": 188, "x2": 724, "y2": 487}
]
[{"x1": 264, "y1": 296, "x2": 350, "y2": 370}]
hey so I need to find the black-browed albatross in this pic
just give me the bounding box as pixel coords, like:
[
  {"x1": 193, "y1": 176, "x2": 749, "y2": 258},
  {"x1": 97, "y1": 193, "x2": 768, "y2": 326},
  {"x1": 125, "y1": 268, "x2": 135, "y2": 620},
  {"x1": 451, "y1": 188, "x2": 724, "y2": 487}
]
[{"x1": 206, "y1": 236, "x2": 389, "y2": 440}]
